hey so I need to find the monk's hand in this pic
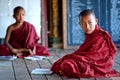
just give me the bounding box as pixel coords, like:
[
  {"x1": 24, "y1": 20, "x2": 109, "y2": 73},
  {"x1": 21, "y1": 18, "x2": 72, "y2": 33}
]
[
  {"x1": 28, "y1": 49, "x2": 36, "y2": 56},
  {"x1": 11, "y1": 48, "x2": 23, "y2": 56},
  {"x1": 29, "y1": 49, "x2": 33, "y2": 54},
  {"x1": 18, "y1": 48, "x2": 29, "y2": 52},
  {"x1": 32, "y1": 46, "x2": 36, "y2": 54},
  {"x1": 11, "y1": 48, "x2": 19, "y2": 53},
  {"x1": 19, "y1": 48, "x2": 34, "y2": 54}
]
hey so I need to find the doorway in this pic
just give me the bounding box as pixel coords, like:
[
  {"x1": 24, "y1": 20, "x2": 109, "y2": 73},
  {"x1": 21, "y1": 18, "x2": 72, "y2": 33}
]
[{"x1": 47, "y1": 0, "x2": 63, "y2": 48}]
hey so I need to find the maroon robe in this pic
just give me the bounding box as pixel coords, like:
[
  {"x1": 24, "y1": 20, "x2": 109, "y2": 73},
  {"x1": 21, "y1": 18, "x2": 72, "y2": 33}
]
[
  {"x1": 51, "y1": 25, "x2": 119, "y2": 78},
  {"x1": 0, "y1": 21, "x2": 50, "y2": 57}
]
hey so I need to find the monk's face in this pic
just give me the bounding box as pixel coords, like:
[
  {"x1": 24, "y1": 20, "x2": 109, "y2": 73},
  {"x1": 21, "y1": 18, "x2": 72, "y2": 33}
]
[
  {"x1": 13, "y1": 9, "x2": 25, "y2": 23},
  {"x1": 79, "y1": 14, "x2": 98, "y2": 34}
]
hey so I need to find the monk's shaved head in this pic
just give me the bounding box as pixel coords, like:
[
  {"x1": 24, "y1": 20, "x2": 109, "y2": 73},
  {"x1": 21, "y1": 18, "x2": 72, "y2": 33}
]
[
  {"x1": 79, "y1": 9, "x2": 96, "y2": 19},
  {"x1": 13, "y1": 6, "x2": 25, "y2": 15}
]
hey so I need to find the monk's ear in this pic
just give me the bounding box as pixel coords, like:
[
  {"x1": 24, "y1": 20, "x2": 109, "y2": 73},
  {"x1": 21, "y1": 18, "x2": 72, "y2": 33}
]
[{"x1": 95, "y1": 18, "x2": 98, "y2": 24}]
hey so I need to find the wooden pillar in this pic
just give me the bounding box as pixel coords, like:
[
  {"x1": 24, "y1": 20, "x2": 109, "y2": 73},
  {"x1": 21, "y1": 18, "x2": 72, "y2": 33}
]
[
  {"x1": 41, "y1": 0, "x2": 48, "y2": 47},
  {"x1": 62, "y1": 0, "x2": 67, "y2": 49}
]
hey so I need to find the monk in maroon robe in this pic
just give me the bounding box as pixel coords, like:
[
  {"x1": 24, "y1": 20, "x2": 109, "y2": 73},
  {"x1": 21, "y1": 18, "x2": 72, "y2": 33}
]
[
  {"x1": 0, "y1": 6, "x2": 50, "y2": 58},
  {"x1": 51, "y1": 9, "x2": 118, "y2": 78}
]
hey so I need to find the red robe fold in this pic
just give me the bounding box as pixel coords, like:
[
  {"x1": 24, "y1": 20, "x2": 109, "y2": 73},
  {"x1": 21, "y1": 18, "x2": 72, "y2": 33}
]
[
  {"x1": 51, "y1": 25, "x2": 119, "y2": 78},
  {"x1": 0, "y1": 21, "x2": 50, "y2": 57}
]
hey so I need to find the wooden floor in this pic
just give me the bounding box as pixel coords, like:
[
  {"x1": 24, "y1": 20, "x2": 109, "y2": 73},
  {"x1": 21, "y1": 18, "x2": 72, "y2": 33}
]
[{"x1": 0, "y1": 48, "x2": 120, "y2": 80}]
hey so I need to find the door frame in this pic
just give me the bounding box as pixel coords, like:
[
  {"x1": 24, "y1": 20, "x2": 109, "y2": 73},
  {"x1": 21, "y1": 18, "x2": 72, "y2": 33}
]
[{"x1": 62, "y1": 0, "x2": 79, "y2": 49}]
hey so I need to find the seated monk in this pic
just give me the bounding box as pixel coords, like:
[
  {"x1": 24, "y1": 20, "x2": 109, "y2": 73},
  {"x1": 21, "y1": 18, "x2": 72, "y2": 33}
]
[
  {"x1": 51, "y1": 9, "x2": 119, "y2": 78},
  {"x1": 0, "y1": 6, "x2": 50, "y2": 58}
]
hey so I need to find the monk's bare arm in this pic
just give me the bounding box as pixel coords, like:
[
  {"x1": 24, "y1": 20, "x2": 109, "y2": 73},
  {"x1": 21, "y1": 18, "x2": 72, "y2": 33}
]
[
  {"x1": 5, "y1": 26, "x2": 22, "y2": 54},
  {"x1": 5, "y1": 26, "x2": 14, "y2": 51},
  {"x1": 4, "y1": 26, "x2": 19, "y2": 54}
]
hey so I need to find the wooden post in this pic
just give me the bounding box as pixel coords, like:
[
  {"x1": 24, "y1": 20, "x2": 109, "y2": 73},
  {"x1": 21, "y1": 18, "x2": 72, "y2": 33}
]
[
  {"x1": 41, "y1": 0, "x2": 48, "y2": 47},
  {"x1": 62, "y1": 0, "x2": 67, "y2": 49}
]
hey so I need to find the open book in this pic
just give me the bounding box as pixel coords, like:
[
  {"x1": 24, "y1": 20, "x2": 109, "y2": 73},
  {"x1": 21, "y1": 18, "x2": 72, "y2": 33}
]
[
  {"x1": 31, "y1": 68, "x2": 53, "y2": 75},
  {"x1": 0, "y1": 56, "x2": 17, "y2": 60},
  {"x1": 24, "y1": 56, "x2": 49, "y2": 61}
]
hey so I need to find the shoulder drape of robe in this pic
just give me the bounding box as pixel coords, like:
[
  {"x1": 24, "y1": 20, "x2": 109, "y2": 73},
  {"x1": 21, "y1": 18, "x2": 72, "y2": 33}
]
[
  {"x1": 51, "y1": 25, "x2": 119, "y2": 78},
  {"x1": 0, "y1": 21, "x2": 50, "y2": 57}
]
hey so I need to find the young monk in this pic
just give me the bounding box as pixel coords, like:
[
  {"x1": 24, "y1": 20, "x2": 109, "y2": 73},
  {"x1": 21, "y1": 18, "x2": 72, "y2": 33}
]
[
  {"x1": 0, "y1": 6, "x2": 50, "y2": 58},
  {"x1": 51, "y1": 9, "x2": 119, "y2": 78}
]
